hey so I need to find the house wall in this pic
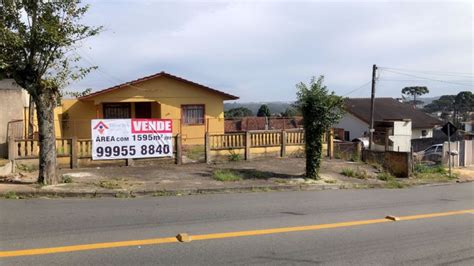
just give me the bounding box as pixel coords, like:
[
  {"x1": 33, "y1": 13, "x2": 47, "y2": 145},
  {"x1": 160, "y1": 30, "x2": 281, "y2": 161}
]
[
  {"x1": 0, "y1": 81, "x2": 29, "y2": 158},
  {"x1": 60, "y1": 99, "x2": 97, "y2": 139},
  {"x1": 335, "y1": 113, "x2": 369, "y2": 140},
  {"x1": 412, "y1": 128, "x2": 433, "y2": 139},
  {"x1": 388, "y1": 121, "x2": 412, "y2": 152},
  {"x1": 338, "y1": 112, "x2": 435, "y2": 142}
]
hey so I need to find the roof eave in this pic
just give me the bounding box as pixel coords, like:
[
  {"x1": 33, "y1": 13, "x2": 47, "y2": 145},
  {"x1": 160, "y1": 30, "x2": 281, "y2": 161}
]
[{"x1": 78, "y1": 72, "x2": 239, "y2": 101}]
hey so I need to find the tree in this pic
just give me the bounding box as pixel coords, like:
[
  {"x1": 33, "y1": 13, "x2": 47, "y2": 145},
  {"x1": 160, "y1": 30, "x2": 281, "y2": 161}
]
[
  {"x1": 280, "y1": 106, "x2": 300, "y2": 117},
  {"x1": 257, "y1": 104, "x2": 271, "y2": 117},
  {"x1": 1, "y1": 0, "x2": 101, "y2": 184},
  {"x1": 454, "y1": 91, "x2": 474, "y2": 124},
  {"x1": 295, "y1": 76, "x2": 344, "y2": 179},
  {"x1": 65, "y1": 88, "x2": 92, "y2": 99},
  {"x1": 423, "y1": 91, "x2": 473, "y2": 125},
  {"x1": 401, "y1": 86, "x2": 429, "y2": 109},
  {"x1": 423, "y1": 95, "x2": 456, "y2": 114},
  {"x1": 224, "y1": 107, "x2": 253, "y2": 118}
]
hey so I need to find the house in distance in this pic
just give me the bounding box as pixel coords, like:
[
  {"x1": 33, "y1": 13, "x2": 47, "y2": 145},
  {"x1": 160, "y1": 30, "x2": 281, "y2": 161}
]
[{"x1": 336, "y1": 98, "x2": 442, "y2": 151}]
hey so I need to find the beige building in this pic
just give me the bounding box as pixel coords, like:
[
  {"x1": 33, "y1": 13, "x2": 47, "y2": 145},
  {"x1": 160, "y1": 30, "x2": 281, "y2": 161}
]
[{"x1": 0, "y1": 79, "x2": 30, "y2": 158}]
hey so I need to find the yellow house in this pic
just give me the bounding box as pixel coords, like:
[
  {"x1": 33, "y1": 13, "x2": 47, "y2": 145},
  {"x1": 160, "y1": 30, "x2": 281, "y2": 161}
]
[{"x1": 53, "y1": 72, "x2": 238, "y2": 145}]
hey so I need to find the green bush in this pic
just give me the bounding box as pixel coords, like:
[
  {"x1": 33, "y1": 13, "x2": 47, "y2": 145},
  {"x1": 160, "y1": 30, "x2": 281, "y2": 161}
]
[
  {"x1": 340, "y1": 167, "x2": 368, "y2": 179},
  {"x1": 414, "y1": 164, "x2": 446, "y2": 174},
  {"x1": 16, "y1": 163, "x2": 38, "y2": 172},
  {"x1": 228, "y1": 151, "x2": 242, "y2": 162},
  {"x1": 62, "y1": 175, "x2": 73, "y2": 183},
  {"x1": 385, "y1": 179, "x2": 405, "y2": 189},
  {"x1": 377, "y1": 172, "x2": 395, "y2": 181},
  {"x1": 4, "y1": 191, "x2": 18, "y2": 199},
  {"x1": 377, "y1": 172, "x2": 405, "y2": 188},
  {"x1": 212, "y1": 169, "x2": 242, "y2": 182}
]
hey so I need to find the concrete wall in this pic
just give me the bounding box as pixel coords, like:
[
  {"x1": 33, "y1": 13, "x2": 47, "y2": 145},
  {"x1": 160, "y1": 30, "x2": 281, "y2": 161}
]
[
  {"x1": 461, "y1": 140, "x2": 474, "y2": 167},
  {"x1": 335, "y1": 113, "x2": 369, "y2": 140},
  {"x1": 362, "y1": 150, "x2": 412, "y2": 177},
  {"x1": 0, "y1": 80, "x2": 29, "y2": 158},
  {"x1": 442, "y1": 140, "x2": 474, "y2": 167},
  {"x1": 210, "y1": 145, "x2": 306, "y2": 161}
]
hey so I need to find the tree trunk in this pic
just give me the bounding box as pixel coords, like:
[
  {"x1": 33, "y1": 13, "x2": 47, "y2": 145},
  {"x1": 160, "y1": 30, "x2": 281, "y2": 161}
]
[{"x1": 34, "y1": 91, "x2": 58, "y2": 185}]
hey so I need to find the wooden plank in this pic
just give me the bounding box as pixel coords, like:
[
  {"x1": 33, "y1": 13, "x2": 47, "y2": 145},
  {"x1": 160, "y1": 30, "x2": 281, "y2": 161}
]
[
  {"x1": 205, "y1": 132, "x2": 211, "y2": 164},
  {"x1": 281, "y1": 131, "x2": 287, "y2": 157},
  {"x1": 245, "y1": 131, "x2": 251, "y2": 160},
  {"x1": 175, "y1": 134, "x2": 182, "y2": 165}
]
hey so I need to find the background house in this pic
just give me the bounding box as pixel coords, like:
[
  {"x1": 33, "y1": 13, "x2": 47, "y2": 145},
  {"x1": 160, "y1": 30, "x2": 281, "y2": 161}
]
[{"x1": 336, "y1": 98, "x2": 442, "y2": 142}]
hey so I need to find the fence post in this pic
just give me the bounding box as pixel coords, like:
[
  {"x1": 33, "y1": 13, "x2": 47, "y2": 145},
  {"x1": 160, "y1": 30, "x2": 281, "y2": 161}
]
[
  {"x1": 126, "y1": 158, "x2": 134, "y2": 167},
  {"x1": 245, "y1": 131, "x2": 251, "y2": 160},
  {"x1": 175, "y1": 134, "x2": 182, "y2": 165},
  {"x1": 327, "y1": 129, "x2": 334, "y2": 159},
  {"x1": 281, "y1": 130, "x2": 287, "y2": 157},
  {"x1": 355, "y1": 141, "x2": 362, "y2": 160},
  {"x1": 8, "y1": 137, "x2": 16, "y2": 173},
  {"x1": 8, "y1": 137, "x2": 16, "y2": 161},
  {"x1": 70, "y1": 136, "x2": 78, "y2": 169},
  {"x1": 205, "y1": 132, "x2": 211, "y2": 164}
]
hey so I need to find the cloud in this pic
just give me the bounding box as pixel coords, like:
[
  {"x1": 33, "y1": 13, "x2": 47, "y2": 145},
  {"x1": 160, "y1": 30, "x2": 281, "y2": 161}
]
[{"x1": 71, "y1": 0, "x2": 473, "y2": 101}]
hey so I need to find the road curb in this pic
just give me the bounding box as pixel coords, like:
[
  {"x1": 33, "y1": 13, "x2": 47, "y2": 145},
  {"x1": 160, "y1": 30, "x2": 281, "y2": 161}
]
[
  {"x1": 1, "y1": 180, "x2": 471, "y2": 199},
  {"x1": 0, "y1": 183, "x2": 346, "y2": 198}
]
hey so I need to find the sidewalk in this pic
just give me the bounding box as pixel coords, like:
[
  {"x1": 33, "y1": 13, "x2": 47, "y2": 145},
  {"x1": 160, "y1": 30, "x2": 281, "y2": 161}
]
[{"x1": 0, "y1": 158, "x2": 470, "y2": 198}]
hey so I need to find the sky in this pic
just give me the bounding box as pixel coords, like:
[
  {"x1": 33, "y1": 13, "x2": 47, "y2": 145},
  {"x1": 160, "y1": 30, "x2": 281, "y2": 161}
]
[{"x1": 71, "y1": 0, "x2": 473, "y2": 102}]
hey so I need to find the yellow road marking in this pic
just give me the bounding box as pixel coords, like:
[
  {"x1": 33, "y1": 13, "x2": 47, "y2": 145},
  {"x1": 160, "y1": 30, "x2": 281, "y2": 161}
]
[{"x1": 1, "y1": 209, "x2": 472, "y2": 258}]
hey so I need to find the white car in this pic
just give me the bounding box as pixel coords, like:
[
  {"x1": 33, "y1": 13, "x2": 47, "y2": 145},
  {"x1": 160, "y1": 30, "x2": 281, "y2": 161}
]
[{"x1": 416, "y1": 144, "x2": 443, "y2": 162}]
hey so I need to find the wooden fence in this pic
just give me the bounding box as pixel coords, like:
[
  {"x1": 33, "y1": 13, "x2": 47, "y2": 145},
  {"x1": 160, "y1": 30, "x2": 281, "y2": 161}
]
[
  {"x1": 205, "y1": 129, "x2": 330, "y2": 163},
  {"x1": 8, "y1": 135, "x2": 183, "y2": 169}
]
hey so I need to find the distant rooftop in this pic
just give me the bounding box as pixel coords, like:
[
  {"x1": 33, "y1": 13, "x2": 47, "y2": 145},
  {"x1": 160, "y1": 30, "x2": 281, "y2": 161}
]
[{"x1": 345, "y1": 97, "x2": 442, "y2": 129}]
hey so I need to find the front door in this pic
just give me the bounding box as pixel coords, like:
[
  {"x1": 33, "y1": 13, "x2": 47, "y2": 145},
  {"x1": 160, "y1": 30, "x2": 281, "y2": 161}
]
[{"x1": 135, "y1": 102, "x2": 152, "y2": 118}]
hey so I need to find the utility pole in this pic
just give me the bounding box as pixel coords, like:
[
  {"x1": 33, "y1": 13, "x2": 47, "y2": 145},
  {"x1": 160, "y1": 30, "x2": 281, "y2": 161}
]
[
  {"x1": 447, "y1": 123, "x2": 452, "y2": 178},
  {"x1": 368, "y1": 64, "x2": 377, "y2": 150}
]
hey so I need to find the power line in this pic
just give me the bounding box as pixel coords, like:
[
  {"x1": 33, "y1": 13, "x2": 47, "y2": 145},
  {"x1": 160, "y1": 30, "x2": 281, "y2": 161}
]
[
  {"x1": 341, "y1": 81, "x2": 372, "y2": 97},
  {"x1": 381, "y1": 69, "x2": 473, "y2": 87},
  {"x1": 379, "y1": 78, "x2": 473, "y2": 84},
  {"x1": 72, "y1": 50, "x2": 153, "y2": 92},
  {"x1": 379, "y1": 66, "x2": 474, "y2": 78}
]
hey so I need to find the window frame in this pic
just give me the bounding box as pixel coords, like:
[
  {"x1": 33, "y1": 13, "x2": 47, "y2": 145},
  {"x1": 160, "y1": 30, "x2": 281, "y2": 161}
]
[
  {"x1": 103, "y1": 103, "x2": 131, "y2": 119},
  {"x1": 181, "y1": 104, "x2": 205, "y2": 125}
]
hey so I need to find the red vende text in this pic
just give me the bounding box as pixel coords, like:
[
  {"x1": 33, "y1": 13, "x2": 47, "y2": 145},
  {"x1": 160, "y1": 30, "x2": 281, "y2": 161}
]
[{"x1": 131, "y1": 119, "x2": 173, "y2": 133}]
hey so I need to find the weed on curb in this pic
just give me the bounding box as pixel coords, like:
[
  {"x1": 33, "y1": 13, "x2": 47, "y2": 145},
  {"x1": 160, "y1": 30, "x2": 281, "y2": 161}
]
[{"x1": 212, "y1": 169, "x2": 242, "y2": 182}]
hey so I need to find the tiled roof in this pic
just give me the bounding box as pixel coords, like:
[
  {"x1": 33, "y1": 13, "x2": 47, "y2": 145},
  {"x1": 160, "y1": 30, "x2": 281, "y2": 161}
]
[
  {"x1": 79, "y1": 71, "x2": 238, "y2": 100},
  {"x1": 345, "y1": 97, "x2": 442, "y2": 129}
]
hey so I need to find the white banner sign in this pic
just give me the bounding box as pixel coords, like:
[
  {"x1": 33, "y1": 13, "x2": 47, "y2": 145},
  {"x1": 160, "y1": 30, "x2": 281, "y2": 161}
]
[{"x1": 91, "y1": 119, "x2": 173, "y2": 160}]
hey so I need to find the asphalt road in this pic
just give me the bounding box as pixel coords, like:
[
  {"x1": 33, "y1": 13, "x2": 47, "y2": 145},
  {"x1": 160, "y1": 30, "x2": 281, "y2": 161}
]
[{"x1": 0, "y1": 183, "x2": 473, "y2": 265}]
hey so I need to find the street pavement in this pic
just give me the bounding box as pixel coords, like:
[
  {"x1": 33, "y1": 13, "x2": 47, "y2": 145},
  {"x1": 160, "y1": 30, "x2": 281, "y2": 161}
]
[{"x1": 0, "y1": 183, "x2": 473, "y2": 265}]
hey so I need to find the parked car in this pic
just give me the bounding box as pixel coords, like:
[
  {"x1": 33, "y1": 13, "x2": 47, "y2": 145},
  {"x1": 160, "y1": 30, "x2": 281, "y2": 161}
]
[
  {"x1": 415, "y1": 144, "x2": 443, "y2": 162},
  {"x1": 352, "y1": 137, "x2": 369, "y2": 149}
]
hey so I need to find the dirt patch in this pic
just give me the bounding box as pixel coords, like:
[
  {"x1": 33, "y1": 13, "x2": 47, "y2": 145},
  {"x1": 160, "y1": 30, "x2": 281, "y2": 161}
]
[
  {"x1": 453, "y1": 167, "x2": 474, "y2": 182},
  {"x1": 52, "y1": 157, "x2": 386, "y2": 192},
  {"x1": 1, "y1": 157, "x2": 469, "y2": 197}
]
